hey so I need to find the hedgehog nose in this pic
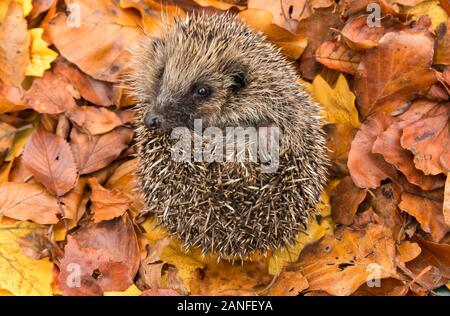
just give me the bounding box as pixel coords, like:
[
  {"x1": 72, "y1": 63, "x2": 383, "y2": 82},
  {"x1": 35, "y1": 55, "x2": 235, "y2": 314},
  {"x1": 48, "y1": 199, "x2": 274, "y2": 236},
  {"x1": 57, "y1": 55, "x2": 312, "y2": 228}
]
[{"x1": 144, "y1": 112, "x2": 162, "y2": 129}]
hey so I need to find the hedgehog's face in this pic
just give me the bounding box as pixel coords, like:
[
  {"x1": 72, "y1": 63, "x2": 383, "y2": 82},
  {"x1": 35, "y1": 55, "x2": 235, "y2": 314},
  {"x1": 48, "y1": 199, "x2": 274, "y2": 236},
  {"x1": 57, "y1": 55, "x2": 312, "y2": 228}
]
[
  {"x1": 130, "y1": 15, "x2": 298, "y2": 132},
  {"x1": 137, "y1": 38, "x2": 251, "y2": 131}
]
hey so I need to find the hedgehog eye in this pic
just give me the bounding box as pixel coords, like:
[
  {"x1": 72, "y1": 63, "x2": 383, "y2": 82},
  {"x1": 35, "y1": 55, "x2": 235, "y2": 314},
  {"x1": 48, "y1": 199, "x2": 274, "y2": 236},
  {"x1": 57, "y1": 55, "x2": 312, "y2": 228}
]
[{"x1": 194, "y1": 85, "x2": 210, "y2": 97}]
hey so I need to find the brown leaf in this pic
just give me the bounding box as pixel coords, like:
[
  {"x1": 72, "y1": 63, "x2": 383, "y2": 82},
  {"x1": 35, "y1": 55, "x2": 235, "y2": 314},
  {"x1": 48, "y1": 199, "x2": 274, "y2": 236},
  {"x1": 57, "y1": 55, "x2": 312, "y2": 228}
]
[
  {"x1": 25, "y1": 70, "x2": 78, "y2": 114},
  {"x1": 0, "y1": 182, "x2": 59, "y2": 224},
  {"x1": 324, "y1": 123, "x2": 357, "y2": 176},
  {"x1": 17, "y1": 229, "x2": 62, "y2": 261},
  {"x1": 444, "y1": 174, "x2": 450, "y2": 226},
  {"x1": 399, "y1": 191, "x2": 449, "y2": 242},
  {"x1": 237, "y1": 9, "x2": 308, "y2": 59},
  {"x1": 373, "y1": 100, "x2": 446, "y2": 190},
  {"x1": 60, "y1": 177, "x2": 88, "y2": 221},
  {"x1": 353, "y1": 278, "x2": 408, "y2": 296},
  {"x1": 66, "y1": 105, "x2": 123, "y2": 135},
  {"x1": 435, "y1": 20, "x2": 450, "y2": 65},
  {"x1": 354, "y1": 18, "x2": 436, "y2": 118},
  {"x1": 315, "y1": 40, "x2": 361, "y2": 75},
  {"x1": 397, "y1": 241, "x2": 422, "y2": 263},
  {"x1": 88, "y1": 177, "x2": 130, "y2": 223},
  {"x1": 0, "y1": 3, "x2": 30, "y2": 87},
  {"x1": 341, "y1": 15, "x2": 405, "y2": 51},
  {"x1": 247, "y1": 0, "x2": 312, "y2": 33},
  {"x1": 348, "y1": 112, "x2": 398, "y2": 189},
  {"x1": 405, "y1": 236, "x2": 450, "y2": 291},
  {"x1": 59, "y1": 214, "x2": 140, "y2": 295},
  {"x1": 105, "y1": 159, "x2": 144, "y2": 214},
  {"x1": 267, "y1": 271, "x2": 309, "y2": 296},
  {"x1": 0, "y1": 84, "x2": 28, "y2": 114},
  {"x1": 23, "y1": 125, "x2": 78, "y2": 196},
  {"x1": 47, "y1": 0, "x2": 142, "y2": 82},
  {"x1": 190, "y1": 260, "x2": 272, "y2": 296},
  {"x1": 29, "y1": 0, "x2": 57, "y2": 19},
  {"x1": 331, "y1": 176, "x2": 367, "y2": 225},
  {"x1": 70, "y1": 127, "x2": 133, "y2": 175},
  {"x1": 296, "y1": 6, "x2": 343, "y2": 79},
  {"x1": 0, "y1": 122, "x2": 15, "y2": 162},
  {"x1": 292, "y1": 224, "x2": 399, "y2": 296},
  {"x1": 400, "y1": 102, "x2": 450, "y2": 176},
  {"x1": 53, "y1": 59, "x2": 114, "y2": 106}
]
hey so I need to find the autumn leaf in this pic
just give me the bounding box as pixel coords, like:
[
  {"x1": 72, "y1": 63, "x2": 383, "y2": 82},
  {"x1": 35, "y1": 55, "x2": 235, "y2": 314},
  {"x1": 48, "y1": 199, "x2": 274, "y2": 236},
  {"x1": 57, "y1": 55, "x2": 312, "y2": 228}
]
[
  {"x1": 47, "y1": 0, "x2": 142, "y2": 82},
  {"x1": 341, "y1": 15, "x2": 406, "y2": 51},
  {"x1": 70, "y1": 127, "x2": 134, "y2": 175},
  {"x1": 348, "y1": 112, "x2": 398, "y2": 189},
  {"x1": 59, "y1": 214, "x2": 140, "y2": 295},
  {"x1": 104, "y1": 284, "x2": 142, "y2": 296},
  {"x1": 88, "y1": 177, "x2": 130, "y2": 223},
  {"x1": 23, "y1": 125, "x2": 78, "y2": 196},
  {"x1": 444, "y1": 174, "x2": 450, "y2": 226},
  {"x1": 66, "y1": 106, "x2": 124, "y2": 136},
  {"x1": 311, "y1": 74, "x2": 361, "y2": 128},
  {"x1": 0, "y1": 221, "x2": 54, "y2": 296},
  {"x1": 237, "y1": 9, "x2": 308, "y2": 59},
  {"x1": 315, "y1": 40, "x2": 361, "y2": 75},
  {"x1": 436, "y1": 20, "x2": 450, "y2": 65},
  {"x1": 267, "y1": 271, "x2": 309, "y2": 296},
  {"x1": 397, "y1": 241, "x2": 422, "y2": 263},
  {"x1": 400, "y1": 102, "x2": 450, "y2": 175},
  {"x1": 0, "y1": 84, "x2": 28, "y2": 114},
  {"x1": 402, "y1": 0, "x2": 448, "y2": 28},
  {"x1": 330, "y1": 176, "x2": 367, "y2": 225},
  {"x1": 26, "y1": 28, "x2": 58, "y2": 77},
  {"x1": 0, "y1": 182, "x2": 60, "y2": 224},
  {"x1": 25, "y1": 70, "x2": 78, "y2": 114},
  {"x1": 247, "y1": 0, "x2": 312, "y2": 33},
  {"x1": 53, "y1": 58, "x2": 114, "y2": 107},
  {"x1": 399, "y1": 191, "x2": 450, "y2": 242},
  {"x1": 354, "y1": 18, "x2": 436, "y2": 118},
  {"x1": 0, "y1": 2, "x2": 30, "y2": 87},
  {"x1": 291, "y1": 224, "x2": 399, "y2": 296}
]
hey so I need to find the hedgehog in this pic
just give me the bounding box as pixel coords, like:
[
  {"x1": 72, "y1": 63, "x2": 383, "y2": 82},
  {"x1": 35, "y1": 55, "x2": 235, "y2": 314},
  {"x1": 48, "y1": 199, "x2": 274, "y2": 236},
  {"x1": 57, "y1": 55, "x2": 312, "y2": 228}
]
[{"x1": 127, "y1": 13, "x2": 329, "y2": 259}]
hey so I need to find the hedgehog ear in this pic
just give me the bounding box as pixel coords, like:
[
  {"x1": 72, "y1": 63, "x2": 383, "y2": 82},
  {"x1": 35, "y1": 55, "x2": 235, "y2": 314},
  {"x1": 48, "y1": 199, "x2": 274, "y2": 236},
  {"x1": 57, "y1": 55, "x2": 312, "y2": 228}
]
[{"x1": 227, "y1": 61, "x2": 247, "y2": 93}]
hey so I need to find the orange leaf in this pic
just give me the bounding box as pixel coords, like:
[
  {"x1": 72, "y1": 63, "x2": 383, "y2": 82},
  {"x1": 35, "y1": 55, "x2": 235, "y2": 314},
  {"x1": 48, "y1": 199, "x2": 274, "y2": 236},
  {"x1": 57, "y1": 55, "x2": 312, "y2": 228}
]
[
  {"x1": 70, "y1": 127, "x2": 133, "y2": 175},
  {"x1": 88, "y1": 177, "x2": 131, "y2": 223},
  {"x1": 330, "y1": 176, "x2": 367, "y2": 225},
  {"x1": 399, "y1": 191, "x2": 450, "y2": 242},
  {"x1": 23, "y1": 125, "x2": 78, "y2": 196},
  {"x1": 348, "y1": 112, "x2": 398, "y2": 189},
  {"x1": 267, "y1": 271, "x2": 309, "y2": 296},
  {"x1": 0, "y1": 2, "x2": 30, "y2": 87},
  {"x1": 292, "y1": 224, "x2": 398, "y2": 296},
  {"x1": 315, "y1": 40, "x2": 360, "y2": 75},
  {"x1": 66, "y1": 105, "x2": 123, "y2": 135},
  {"x1": 47, "y1": 0, "x2": 142, "y2": 82},
  {"x1": 354, "y1": 18, "x2": 436, "y2": 118},
  {"x1": 25, "y1": 70, "x2": 77, "y2": 114},
  {"x1": 0, "y1": 182, "x2": 59, "y2": 224}
]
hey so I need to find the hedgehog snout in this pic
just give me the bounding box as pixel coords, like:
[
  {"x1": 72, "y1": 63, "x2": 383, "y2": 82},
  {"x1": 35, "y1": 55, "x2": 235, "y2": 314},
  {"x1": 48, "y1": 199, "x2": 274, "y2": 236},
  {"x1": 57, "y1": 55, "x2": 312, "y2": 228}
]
[{"x1": 144, "y1": 112, "x2": 163, "y2": 130}]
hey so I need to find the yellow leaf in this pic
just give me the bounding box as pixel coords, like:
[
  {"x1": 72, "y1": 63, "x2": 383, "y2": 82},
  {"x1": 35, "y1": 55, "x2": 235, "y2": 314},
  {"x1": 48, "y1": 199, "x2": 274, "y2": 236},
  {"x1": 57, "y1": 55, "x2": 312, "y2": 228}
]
[
  {"x1": 0, "y1": 289, "x2": 12, "y2": 296},
  {"x1": 0, "y1": 0, "x2": 32, "y2": 22},
  {"x1": 403, "y1": 0, "x2": 448, "y2": 29},
  {"x1": 0, "y1": 221, "x2": 54, "y2": 296},
  {"x1": 5, "y1": 121, "x2": 36, "y2": 161},
  {"x1": 311, "y1": 74, "x2": 360, "y2": 128},
  {"x1": 446, "y1": 282, "x2": 450, "y2": 290},
  {"x1": 26, "y1": 28, "x2": 58, "y2": 77},
  {"x1": 268, "y1": 216, "x2": 334, "y2": 276},
  {"x1": 104, "y1": 284, "x2": 142, "y2": 296},
  {"x1": 140, "y1": 216, "x2": 206, "y2": 291}
]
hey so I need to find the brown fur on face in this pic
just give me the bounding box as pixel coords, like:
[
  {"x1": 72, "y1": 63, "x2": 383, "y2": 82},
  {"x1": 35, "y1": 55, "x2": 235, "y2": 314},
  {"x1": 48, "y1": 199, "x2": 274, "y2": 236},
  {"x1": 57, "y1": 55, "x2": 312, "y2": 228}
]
[{"x1": 127, "y1": 13, "x2": 329, "y2": 259}]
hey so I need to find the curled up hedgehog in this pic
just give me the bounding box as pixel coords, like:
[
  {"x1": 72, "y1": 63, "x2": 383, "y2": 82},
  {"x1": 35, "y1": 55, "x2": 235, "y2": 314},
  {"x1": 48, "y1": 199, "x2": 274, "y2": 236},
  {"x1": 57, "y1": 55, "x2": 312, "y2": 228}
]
[{"x1": 128, "y1": 13, "x2": 329, "y2": 259}]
